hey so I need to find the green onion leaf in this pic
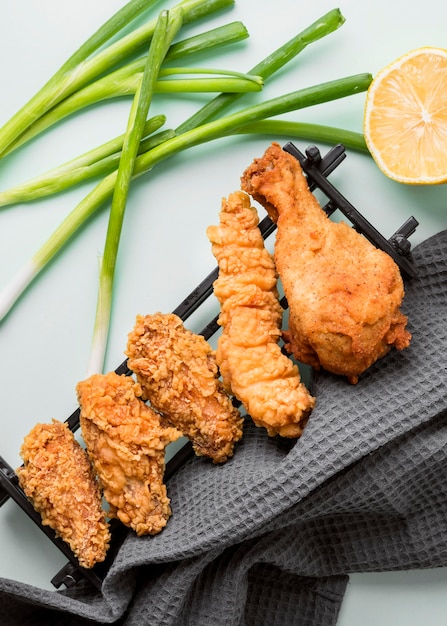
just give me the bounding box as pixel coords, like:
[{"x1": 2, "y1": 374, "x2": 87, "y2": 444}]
[{"x1": 236, "y1": 119, "x2": 369, "y2": 153}]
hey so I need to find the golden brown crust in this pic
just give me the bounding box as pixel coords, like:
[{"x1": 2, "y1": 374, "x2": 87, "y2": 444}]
[
  {"x1": 241, "y1": 142, "x2": 411, "y2": 383},
  {"x1": 126, "y1": 313, "x2": 243, "y2": 463},
  {"x1": 207, "y1": 190, "x2": 315, "y2": 437},
  {"x1": 77, "y1": 372, "x2": 180, "y2": 536},
  {"x1": 17, "y1": 419, "x2": 110, "y2": 569}
]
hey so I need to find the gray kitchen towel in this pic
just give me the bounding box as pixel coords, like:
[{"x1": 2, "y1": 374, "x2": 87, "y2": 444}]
[{"x1": 1, "y1": 229, "x2": 446, "y2": 626}]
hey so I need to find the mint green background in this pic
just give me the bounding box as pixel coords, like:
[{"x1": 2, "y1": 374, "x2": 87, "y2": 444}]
[{"x1": 0, "y1": 1, "x2": 446, "y2": 622}]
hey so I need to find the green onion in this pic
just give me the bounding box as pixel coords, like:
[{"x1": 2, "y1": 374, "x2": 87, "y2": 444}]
[
  {"x1": 0, "y1": 116, "x2": 170, "y2": 207},
  {"x1": 0, "y1": 71, "x2": 372, "y2": 322},
  {"x1": 236, "y1": 120, "x2": 369, "y2": 153},
  {"x1": 0, "y1": 7, "x2": 347, "y2": 207},
  {"x1": 164, "y1": 21, "x2": 249, "y2": 62},
  {"x1": 87, "y1": 7, "x2": 184, "y2": 375},
  {"x1": 0, "y1": 0, "x2": 235, "y2": 157},
  {"x1": 175, "y1": 8, "x2": 346, "y2": 133}
]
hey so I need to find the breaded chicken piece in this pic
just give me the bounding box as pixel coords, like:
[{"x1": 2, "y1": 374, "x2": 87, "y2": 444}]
[
  {"x1": 206, "y1": 190, "x2": 315, "y2": 438},
  {"x1": 76, "y1": 372, "x2": 181, "y2": 536},
  {"x1": 241, "y1": 142, "x2": 411, "y2": 384},
  {"x1": 17, "y1": 419, "x2": 110, "y2": 569},
  {"x1": 126, "y1": 313, "x2": 243, "y2": 463}
]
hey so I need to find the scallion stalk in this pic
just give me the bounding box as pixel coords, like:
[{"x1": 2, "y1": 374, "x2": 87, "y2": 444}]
[
  {"x1": 164, "y1": 21, "x2": 249, "y2": 62},
  {"x1": 70, "y1": 0, "x2": 235, "y2": 90},
  {"x1": 9, "y1": 71, "x2": 263, "y2": 153},
  {"x1": 0, "y1": 8, "x2": 350, "y2": 208},
  {"x1": 0, "y1": 125, "x2": 175, "y2": 208},
  {"x1": 132, "y1": 74, "x2": 372, "y2": 169},
  {"x1": 0, "y1": 119, "x2": 367, "y2": 210},
  {"x1": 87, "y1": 7, "x2": 184, "y2": 375},
  {"x1": 0, "y1": 0, "x2": 160, "y2": 157},
  {"x1": 236, "y1": 119, "x2": 369, "y2": 153},
  {"x1": 175, "y1": 7, "x2": 346, "y2": 133}
]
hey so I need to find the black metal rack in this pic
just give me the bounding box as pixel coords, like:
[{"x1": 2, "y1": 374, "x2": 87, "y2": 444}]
[{"x1": 0, "y1": 143, "x2": 418, "y2": 590}]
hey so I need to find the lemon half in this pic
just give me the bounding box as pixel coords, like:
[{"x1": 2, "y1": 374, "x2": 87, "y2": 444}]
[{"x1": 364, "y1": 46, "x2": 447, "y2": 184}]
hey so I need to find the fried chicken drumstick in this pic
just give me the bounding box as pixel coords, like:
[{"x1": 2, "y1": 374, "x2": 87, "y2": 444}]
[
  {"x1": 207, "y1": 190, "x2": 315, "y2": 438},
  {"x1": 77, "y1": 372, "x2": 181, "y2": 536},
  {"x1": 126, "y1": 313, "x2": 243, "y2": 463},
  {"x1": 241, "y1": 142, "x2": 411, "y2": 383},
  {"x1": 17, "y1": 419, "x2": 111, "y2": 569}
]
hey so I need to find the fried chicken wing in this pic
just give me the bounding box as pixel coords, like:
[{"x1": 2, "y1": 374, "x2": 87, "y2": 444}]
[
  {"x1": 206, "y1": 190, "x2": 315, "y2": 438},
  {"x1": 241, "y1": 142, "x2": 411, "y2": 383},
  {"x1": 76, "y1": 372, "x2": 181, "y2": 536},
  {"x1": 125, "y1": 313, "x2": 243, "y2": 463},
  {"x1": 17, "y1": 419, "x2": 110, "y2": 569}
]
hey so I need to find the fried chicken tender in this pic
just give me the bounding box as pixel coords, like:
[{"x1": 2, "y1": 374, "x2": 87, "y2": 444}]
[
  {"x1": 125, "y1": 313, "x2": 243, "y2": 463},
  {"x1": 206, "y1": 190, "x2": 315, "y2": 438},
  {"x1": 17, "y1": 419, "x2": 110, "y2": 569},
  {"x1": 76, "y1": 372, "x2": 181, "y2": 536},
  {"x1": 241, "y1": 142, "x2": 411, "y2": 384}
]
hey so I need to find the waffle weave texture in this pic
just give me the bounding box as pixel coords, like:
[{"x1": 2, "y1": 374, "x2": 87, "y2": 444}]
[{"x1": 1, "y1": 229, "x2": 446, "y2": 626}]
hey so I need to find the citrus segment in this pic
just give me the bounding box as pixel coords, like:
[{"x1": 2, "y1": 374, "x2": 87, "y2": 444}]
[{"x1": 364, "y1": 47, "x2": 447, "y2": 184}]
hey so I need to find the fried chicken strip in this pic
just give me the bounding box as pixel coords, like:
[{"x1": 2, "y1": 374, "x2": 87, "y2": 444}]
[
  {"x1": 76, "y1": 372, "x2": 181, "y2": 536},
  {"x1": 126, "y1": 313, "x2": 243, "y2": 463},
  {"x1": 206, "y1": 190, "x2": 315, "y2": 438},
  {"x1": 17, "y1": 419, "x2": 110, "y2": 569},
  {"x1": 241, "y1": 142, "x2": 411, "y2": 384}
]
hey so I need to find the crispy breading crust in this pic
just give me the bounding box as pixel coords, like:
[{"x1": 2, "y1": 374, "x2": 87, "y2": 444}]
[
  {"x1": 207, "y1": 190, "x2": 315, "y2": 438},
  {"x1": 241, "y1": 142, "x2": 411, "y2": 383},
  {"x1": 126, "y1": 313, "x2": 244, "y2": 463},
  {"x1": 77, "y1": 372, "x2": 181, "y2": 536},
  {"x1": 17, "y1": 419, "x2": 110, "y2": 569}
]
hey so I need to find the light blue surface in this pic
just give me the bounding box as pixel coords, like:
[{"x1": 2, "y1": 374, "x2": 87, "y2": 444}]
[{"x1": 0, "y1": 1, "x2": 446, "y2": 622}]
